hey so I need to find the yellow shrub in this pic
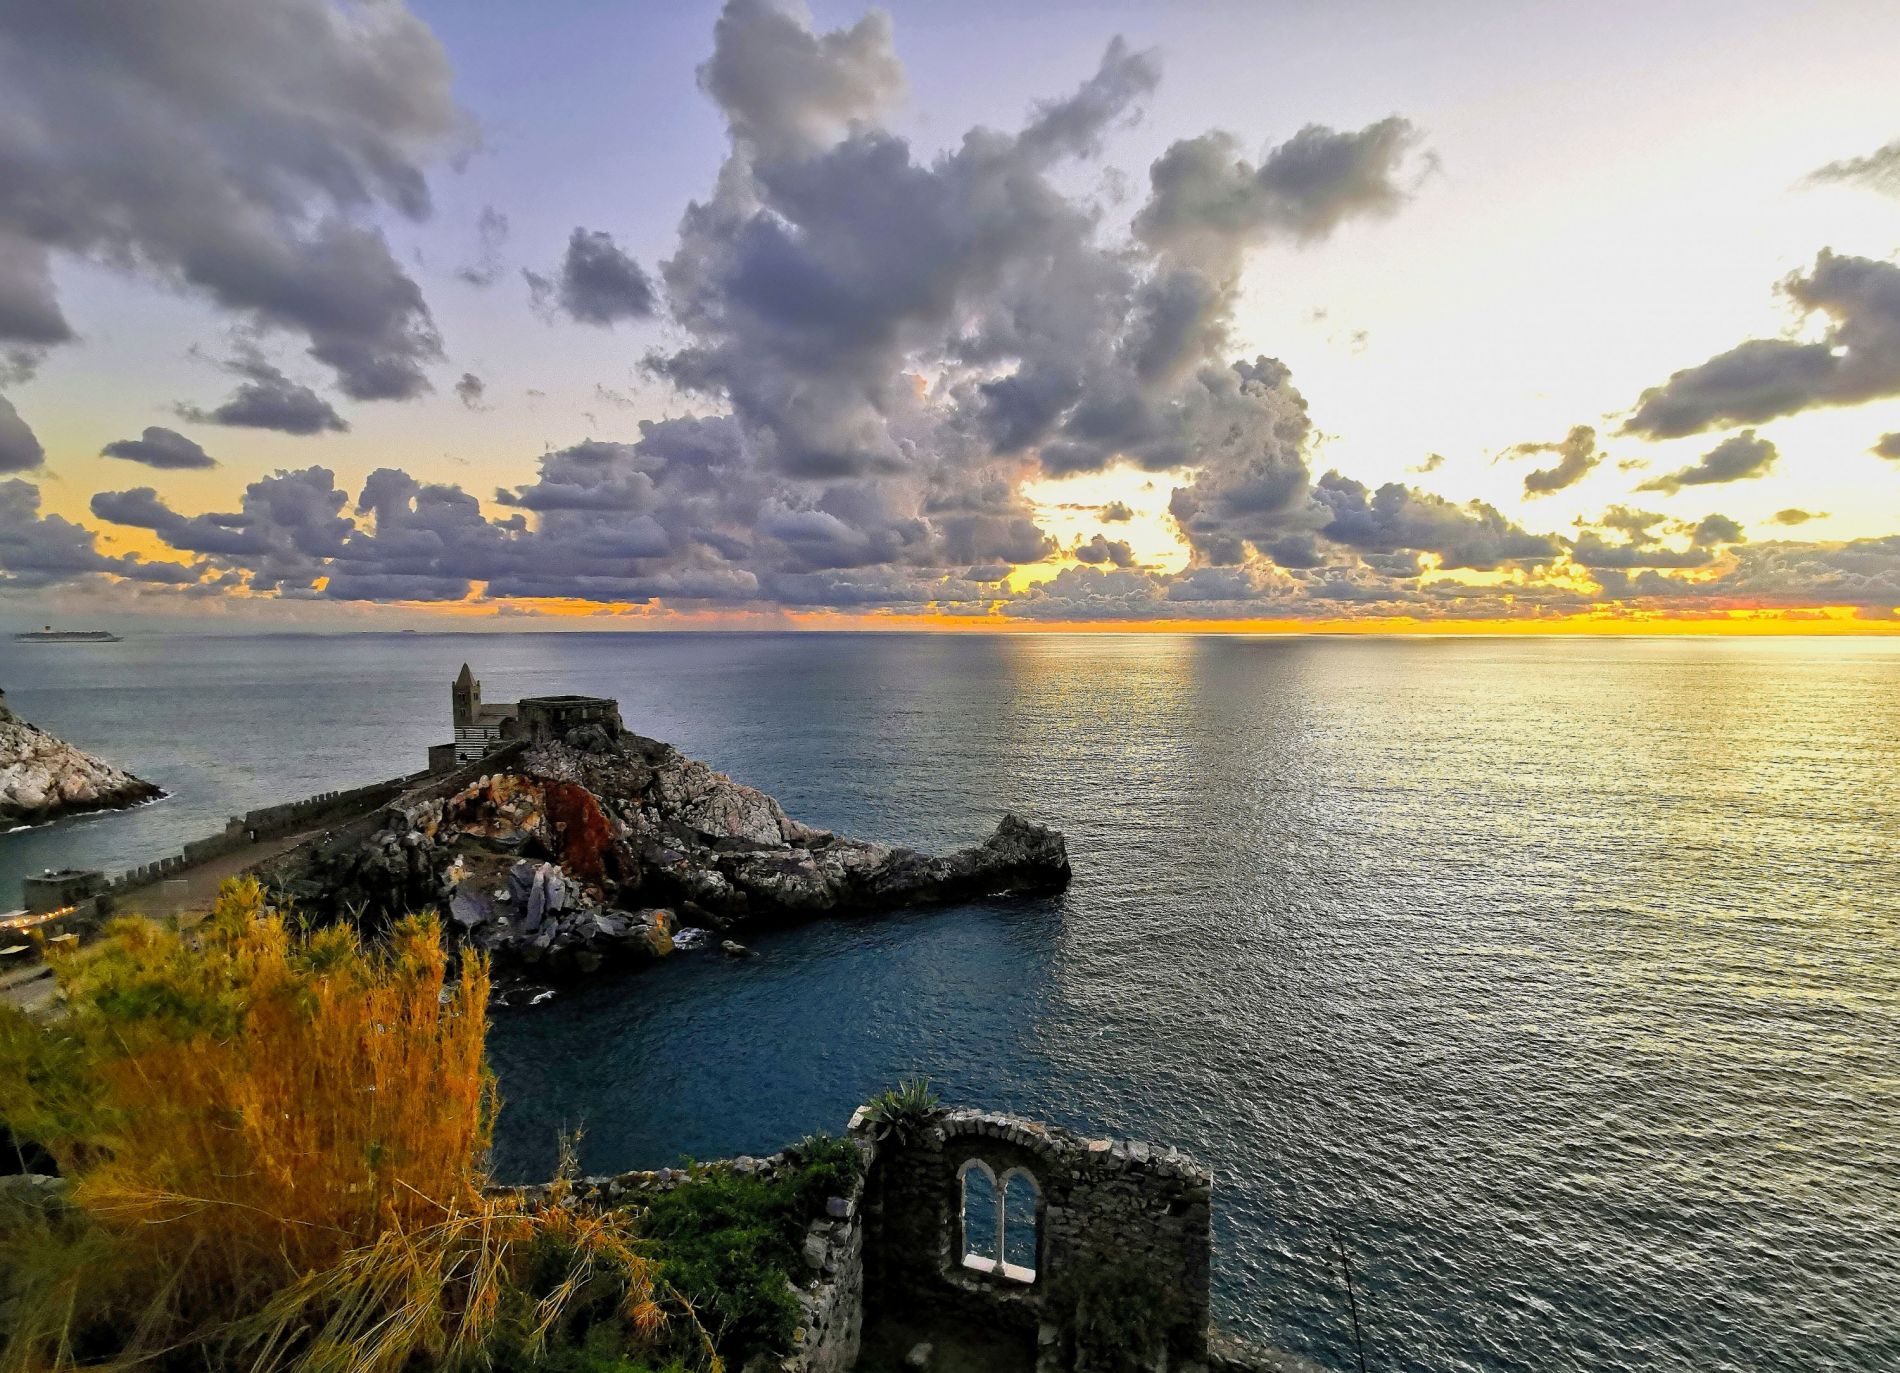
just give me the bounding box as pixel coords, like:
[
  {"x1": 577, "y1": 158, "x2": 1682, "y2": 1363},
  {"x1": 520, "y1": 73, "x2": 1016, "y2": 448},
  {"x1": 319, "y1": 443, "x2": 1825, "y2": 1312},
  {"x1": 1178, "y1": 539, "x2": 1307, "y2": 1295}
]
[{"x1": 0, "y1": 879, "x2": 676, "y2": 1372}]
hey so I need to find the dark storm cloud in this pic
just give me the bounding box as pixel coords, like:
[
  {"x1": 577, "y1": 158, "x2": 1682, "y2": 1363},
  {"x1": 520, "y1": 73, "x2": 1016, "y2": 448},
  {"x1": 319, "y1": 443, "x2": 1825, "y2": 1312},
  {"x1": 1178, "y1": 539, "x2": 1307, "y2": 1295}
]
[
  {"x1": 455, "y1": 373, "x2": 486, "y2": 409},
  {"x1": 177, "y1": 355, "x2": 349, "y2": 436},
  {"x1": 1624, "y1": 252, "x2": 1900, "y2": 438},
  {"x1": 1504, "y1": 424, "x2": 1602, "y2": 496},
  {"x1": 101, "y1": 426, "x2": 216, "y2": 470},
  {"x1": 1874, "y1": 433, "x2": 1900, "y2": 460},
  {"x1": 0, "y1": 395, "x2": 44, "y2": 473},
  {"x1": 1810, "y1": 139, "x2": 1900, "y2": 198},
  {"x1": 1638, "y1": 430, "x2": 1777, "y2": 493},
  {"x1": 0, "y1": 0, "x2": 460, "y2": 398},
  {"x1": 530, "y1": 229, "x2": 657, "y2": 327}
]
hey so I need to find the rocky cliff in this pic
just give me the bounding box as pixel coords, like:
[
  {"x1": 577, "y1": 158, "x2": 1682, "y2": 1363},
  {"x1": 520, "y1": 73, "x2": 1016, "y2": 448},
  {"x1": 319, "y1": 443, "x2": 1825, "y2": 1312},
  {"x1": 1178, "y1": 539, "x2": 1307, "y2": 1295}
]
[
  {"x1": 267, "y1": 727, "x2": 1070, "y2": 975},
  {"x1": 0, "y1": 691, "x2": 162, "y2": 829}
]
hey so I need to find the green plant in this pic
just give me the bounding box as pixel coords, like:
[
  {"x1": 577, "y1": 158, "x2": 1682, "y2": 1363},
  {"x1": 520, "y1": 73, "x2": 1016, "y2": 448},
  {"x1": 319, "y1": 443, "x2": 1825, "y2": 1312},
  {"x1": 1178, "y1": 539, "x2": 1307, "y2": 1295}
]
[
  {"x1": 859, "y1": 1077, "x2": 940, "y2": 1145},
  {"x1": 634, "y1": 1137, "x2": 860, "y2": 1366}
]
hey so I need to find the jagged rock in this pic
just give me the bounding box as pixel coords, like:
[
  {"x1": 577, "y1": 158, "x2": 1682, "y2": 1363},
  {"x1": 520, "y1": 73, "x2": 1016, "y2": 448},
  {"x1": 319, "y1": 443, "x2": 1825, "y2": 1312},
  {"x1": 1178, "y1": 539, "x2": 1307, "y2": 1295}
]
[
  {"x1": 0, "y1": 690, "x2": 162, "y2": 828},
  {"x1": 268, "y1": 724, "x2": 1069, "y2": 977}
]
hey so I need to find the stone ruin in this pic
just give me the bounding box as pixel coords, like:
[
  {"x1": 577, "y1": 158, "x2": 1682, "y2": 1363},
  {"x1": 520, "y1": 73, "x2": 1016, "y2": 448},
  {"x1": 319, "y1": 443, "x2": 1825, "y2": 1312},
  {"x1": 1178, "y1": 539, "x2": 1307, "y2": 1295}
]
[{"x1": 533, "y1": 1105, "x2": 1310, "y2": 1373}]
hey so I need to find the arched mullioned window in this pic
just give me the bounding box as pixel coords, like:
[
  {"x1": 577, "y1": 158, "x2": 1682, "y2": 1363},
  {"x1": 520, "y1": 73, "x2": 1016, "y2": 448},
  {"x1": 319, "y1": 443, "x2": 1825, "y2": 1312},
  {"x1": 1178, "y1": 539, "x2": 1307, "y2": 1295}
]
[{"x1": 959, "y1": 1159, "x2": 1039, "y2": 1283}]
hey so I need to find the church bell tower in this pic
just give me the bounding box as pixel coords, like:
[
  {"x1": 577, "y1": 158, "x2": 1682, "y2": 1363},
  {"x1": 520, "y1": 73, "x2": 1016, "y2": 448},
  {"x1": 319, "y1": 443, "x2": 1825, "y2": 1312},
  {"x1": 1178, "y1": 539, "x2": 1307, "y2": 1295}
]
[{"x1": 452, "y1": 663, "x2": 480, "y2": 729}]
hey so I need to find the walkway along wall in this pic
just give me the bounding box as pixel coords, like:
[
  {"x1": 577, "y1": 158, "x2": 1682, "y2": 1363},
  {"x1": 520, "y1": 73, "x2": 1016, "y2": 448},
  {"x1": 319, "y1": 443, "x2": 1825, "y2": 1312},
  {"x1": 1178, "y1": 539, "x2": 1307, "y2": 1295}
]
[{"x1": 6, "y1": 749, "x2": 522, "y2": 942}]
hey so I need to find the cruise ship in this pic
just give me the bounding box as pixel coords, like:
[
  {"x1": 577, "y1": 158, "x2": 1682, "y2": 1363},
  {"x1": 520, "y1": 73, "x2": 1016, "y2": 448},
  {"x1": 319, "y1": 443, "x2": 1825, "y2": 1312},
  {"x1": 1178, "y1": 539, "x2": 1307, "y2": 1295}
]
[{"x1": 12, "y1": 627, "x2": 122, "y2": 643}]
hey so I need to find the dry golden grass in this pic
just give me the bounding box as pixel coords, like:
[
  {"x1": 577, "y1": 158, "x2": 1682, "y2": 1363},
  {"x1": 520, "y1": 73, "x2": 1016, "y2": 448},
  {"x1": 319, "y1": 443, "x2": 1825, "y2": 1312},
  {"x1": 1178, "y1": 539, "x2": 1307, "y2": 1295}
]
[{"x1": 0, "y1": 880, "x2": 690, "y2": 1373}]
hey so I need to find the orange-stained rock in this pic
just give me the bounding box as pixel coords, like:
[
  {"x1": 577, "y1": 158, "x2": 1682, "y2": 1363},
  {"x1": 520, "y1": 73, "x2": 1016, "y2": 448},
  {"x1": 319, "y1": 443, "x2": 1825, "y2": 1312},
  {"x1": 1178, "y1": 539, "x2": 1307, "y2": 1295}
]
[{"x1": 543, "y1": 779, "x2": 616, "y2": 884}]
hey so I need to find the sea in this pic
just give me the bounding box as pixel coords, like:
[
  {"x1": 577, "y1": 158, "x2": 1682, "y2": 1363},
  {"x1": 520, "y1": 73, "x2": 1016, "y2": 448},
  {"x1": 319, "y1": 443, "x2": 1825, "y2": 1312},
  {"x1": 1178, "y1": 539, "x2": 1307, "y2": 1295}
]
[{"x1": 2, "y1": 632, "x2": 1896, "y2": 1373}]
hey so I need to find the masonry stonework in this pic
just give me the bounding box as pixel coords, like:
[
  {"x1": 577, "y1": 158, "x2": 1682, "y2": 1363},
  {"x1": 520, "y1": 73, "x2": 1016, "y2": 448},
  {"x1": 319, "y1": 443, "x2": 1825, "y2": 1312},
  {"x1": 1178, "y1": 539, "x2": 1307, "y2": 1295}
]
[{"x1": 858, "y1": 1108, "x2": 1217, "y2": 1372}]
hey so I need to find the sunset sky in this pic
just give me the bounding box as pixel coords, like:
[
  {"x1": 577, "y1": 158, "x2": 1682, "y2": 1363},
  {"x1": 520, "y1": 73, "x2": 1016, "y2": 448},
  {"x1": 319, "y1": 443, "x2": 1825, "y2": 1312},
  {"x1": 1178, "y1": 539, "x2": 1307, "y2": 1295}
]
[{"x1": 2, "y1": 0, "x2": 1898, "y2": 631}]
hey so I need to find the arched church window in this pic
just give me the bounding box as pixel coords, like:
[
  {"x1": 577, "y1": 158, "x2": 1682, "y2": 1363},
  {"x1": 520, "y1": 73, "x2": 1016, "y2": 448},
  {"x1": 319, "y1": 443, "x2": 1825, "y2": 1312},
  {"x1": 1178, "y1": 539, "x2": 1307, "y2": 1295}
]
[{"x1": 959, "y1": 1159, "x2": 1038, "y2": 1283}]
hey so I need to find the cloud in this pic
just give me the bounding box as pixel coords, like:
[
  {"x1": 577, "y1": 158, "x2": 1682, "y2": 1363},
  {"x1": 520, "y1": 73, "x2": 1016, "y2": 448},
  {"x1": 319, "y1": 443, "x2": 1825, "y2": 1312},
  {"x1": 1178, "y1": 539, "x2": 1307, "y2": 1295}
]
[
  {"x1": 456, "y1": 206, "x2": 510, "y2": 287},
  {"x1": 1, "y1": 479, "x2": 198, "y2": 587},
  {"x1": 1074, "y1": 533, "x2": 1135, "y2": 567},
  {"x1": 92, "y1": 468, "x2": 352, "y2": 593},
  {"x1": 1567, "y1": 533, "x2": 1711, "y2": 570},
  {"x1": 1624, "y1": 251, "x2": 1900, "y2": 438},
  {"x1": 454, "y1": 372, "x2": 486, "y2": 410},
  {"x1": 0, "y1": 0, "x2": 461, "y2": 399},
  {"x1": 1504, "y1": 424, "x2": 1602, "y2": 496},
  {"x1": 15, "y1": 2, "x2": 1672, "y2": 626},
  {"x1": 1638, "y1": 429, "x2": 1777, "y2": 492},
  {"x1": 529, "y1": 228, "x2": 656, "y2": 326},
  {"x1": 100, "y1": 426, "x2": 216, "y2": 470},
  {"x1": 1875, "y1": 432, "x2": 1900, "y2": 460},
  {"x1": 1617, "y1": 536, "x2": 1900, "y2": 615},
  {"x1": 0, "y1": 235, "x2": 71, "y2": 346},
  {"x1": 1411, "y1": 452, "x2": 1446, "y2": 473},
  {"x1": 1689, "y1": 513, "x2": 1745, "y2": 546},
  {"x1": 1135, "y1": 117, "x2": 1423, "y2": 260},
  {"x1": 0, "y1": 394, "x2": 44, "y2": 473},
  {"x1": 1311, "y1": 472, "x2": 1561, "y2": 570},
  {"x1": 697, "y1": 0, "x2": 905, "y2": 163},
  {"x1": 1772, "y1": 508, "x2": 1820, "y2": 525},
  {"x1": 177, "y1": 354, "x2": 349, "y2": 435},
  {"x1": 653, "y1": 1, "x2": 1420, "y2": 490},
  {"x1": 1810, "y1": 139, "x2": 1900, "y2": 199},
  {"x1": 1591, "y1": 505, "x2": 1668, "y2": 542}
]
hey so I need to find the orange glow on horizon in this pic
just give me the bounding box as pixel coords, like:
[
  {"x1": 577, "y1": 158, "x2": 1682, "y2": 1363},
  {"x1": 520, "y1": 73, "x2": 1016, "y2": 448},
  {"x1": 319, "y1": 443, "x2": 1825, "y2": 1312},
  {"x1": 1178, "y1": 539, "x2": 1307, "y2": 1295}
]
[{"x1": 357, "y1": 598, "x2": 1900, "y2": 636}]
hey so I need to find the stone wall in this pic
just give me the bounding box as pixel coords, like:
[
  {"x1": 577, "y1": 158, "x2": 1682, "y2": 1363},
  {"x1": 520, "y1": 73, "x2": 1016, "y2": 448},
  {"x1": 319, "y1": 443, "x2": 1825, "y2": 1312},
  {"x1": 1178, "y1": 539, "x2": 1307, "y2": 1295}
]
[
  {"x1": 857, "y1": 1107, "x2": 1214, "y2": 1373},
  {"x1": 247, "y1": 743, "x2": 529, "y2": 896},
  {"x1": 5, "y1": 753, "x2": 497, "y2": 939}
]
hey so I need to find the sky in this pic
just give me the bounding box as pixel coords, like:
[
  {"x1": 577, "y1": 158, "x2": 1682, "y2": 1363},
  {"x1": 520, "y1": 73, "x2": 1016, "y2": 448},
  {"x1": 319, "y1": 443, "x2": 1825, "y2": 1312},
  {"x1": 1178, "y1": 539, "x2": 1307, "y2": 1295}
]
[{"x1": 2, "y1": 0, "x2": 1899, "y2": 633}]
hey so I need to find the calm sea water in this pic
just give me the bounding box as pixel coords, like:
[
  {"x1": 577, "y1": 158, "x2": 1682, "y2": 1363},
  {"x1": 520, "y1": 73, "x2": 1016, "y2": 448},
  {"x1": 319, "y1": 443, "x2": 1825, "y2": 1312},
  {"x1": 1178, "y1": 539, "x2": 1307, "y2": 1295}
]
[{"x1": 3, "y1": 632, "x2": 1897, "y2": 1372}]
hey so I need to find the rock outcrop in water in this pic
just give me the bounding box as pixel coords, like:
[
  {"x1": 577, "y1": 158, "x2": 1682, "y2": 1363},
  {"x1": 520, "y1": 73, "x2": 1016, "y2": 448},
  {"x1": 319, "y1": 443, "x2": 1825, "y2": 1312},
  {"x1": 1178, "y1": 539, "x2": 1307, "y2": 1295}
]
[
  {"x1": 269, "y1": 727, "x2": 1069, "y2": 974},
  {"x1": 0, "y1": 689, "x2": 161, "y2": 829}
]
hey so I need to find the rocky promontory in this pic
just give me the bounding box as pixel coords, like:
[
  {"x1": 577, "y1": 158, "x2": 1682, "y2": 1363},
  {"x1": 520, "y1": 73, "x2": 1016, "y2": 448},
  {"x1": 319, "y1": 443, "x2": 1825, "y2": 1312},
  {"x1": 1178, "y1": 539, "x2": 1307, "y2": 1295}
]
[
  {"x1": 267, "y1": 727, "x2": 1070, "y2": 975},
  {"x1": 0, "y1": 689, "x2": 161, "y2": 829}
]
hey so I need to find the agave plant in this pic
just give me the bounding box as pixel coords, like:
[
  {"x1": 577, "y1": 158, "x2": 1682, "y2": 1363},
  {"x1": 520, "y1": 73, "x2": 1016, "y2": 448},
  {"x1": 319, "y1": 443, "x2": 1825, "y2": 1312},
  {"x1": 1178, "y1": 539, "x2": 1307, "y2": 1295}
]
[{"x1": 860, "y1": 1077, "x2": 941, "y2": 1145}]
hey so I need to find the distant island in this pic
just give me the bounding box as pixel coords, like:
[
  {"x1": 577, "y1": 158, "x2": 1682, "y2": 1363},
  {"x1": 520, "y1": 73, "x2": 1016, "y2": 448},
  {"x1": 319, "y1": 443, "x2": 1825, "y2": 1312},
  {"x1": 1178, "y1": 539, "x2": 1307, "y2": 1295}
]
[
  {"x1": 12, "y1": 627, "x2": 120, "y2": 643},
  {"x1": 0, "y1": 687, "x2": 160, "y2": 829}
]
